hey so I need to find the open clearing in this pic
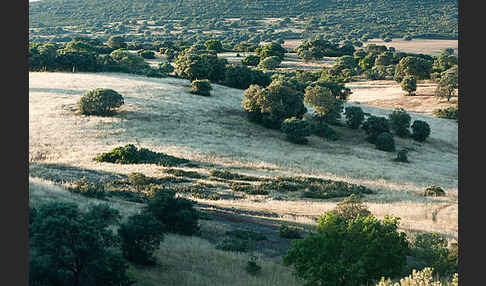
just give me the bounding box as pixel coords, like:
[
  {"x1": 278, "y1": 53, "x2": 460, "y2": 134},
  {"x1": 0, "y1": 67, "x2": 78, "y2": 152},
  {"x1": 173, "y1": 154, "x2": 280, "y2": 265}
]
[
  {"x1": 363, "y1": 38, "x2": 458, "y2": 56},
  {"x1": 29, "y1": 72, "x2": 458, "y2": 242}
]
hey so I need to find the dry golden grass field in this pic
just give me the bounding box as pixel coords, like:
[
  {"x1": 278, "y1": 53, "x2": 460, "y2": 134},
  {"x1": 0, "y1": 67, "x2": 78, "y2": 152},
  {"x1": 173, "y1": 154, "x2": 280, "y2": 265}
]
[{"x1": 29, "y1": 71, "x2": 458, "y2": 284}]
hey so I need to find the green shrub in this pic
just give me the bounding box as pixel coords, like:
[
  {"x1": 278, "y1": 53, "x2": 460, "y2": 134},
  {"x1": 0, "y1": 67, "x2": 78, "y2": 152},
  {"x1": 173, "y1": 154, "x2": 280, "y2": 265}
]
[
  {"x1": 410, "y1": 233, "x2": 458, "y2": 277},
  {"x1": 411, "y1": 120, "x2": 431, "y2": 142},
  {"x1": 191, "y1": 79, "x2": 212, "y2": 96},
  {"x1": 241, "y1": 55, "x2": 260, "y2": 66},
  {"x1": 401, "y1": 75, "x2": 417, "y2": 96},
  {"x1": 424, "y1": 185, "x2": 446, "y2": 197},
  {"x1": 29, "y1": 202, "x2": 133, "y2": 286},
  {"x1": 68, "y1": 177, "x2": 106, "y2": 199},
  {"x1": 344, "y1": 106, "x2": 365, "y2": 129},
  {"x1": 163, "y1": 168, "x2": 205, "y2": 179},
  {"x1": 78, "y1": 88, "x2": 124, "y2": 116},
  {"x1": 395, "y1": 149, "x2": 409, "y2": 162},
  {"x1": 118, "y1": 211, "x2": 164, "y2": 265},
  {"x1": 137, "y1": 49, "x2": 155, "y2": 59},
  {"x1": 375, "y1": 132, "x2": 396, "y2": 152},
  {"x1": 229, "y1": 182, "x2": 269, "y2": 195},
  {"x1": 245, "y1": 257, "x2": 262, "y2": 276},
  {"x1": 362, "y1": 115, "x2": 390, "y2": 144},
  {"x1": 260, "y1": 180, "x2": 299, "y2": 192},
  {"x1": 283, "y1": 212, "x2": 409, "y2": 286},
  {"x1": 127, "y1": 172, "x2": 149, "y2": 192},
  {"x1": 280, "y1": 117, "x2": 312, "y2": 144},
  {"x1": 216, "y1": 237, "x2": 250, "y2": 252},
  {"x1": 145, "y1": 189, "x2": 199, "y2": 235},
  {"x1": 433, "y1": 106, "x2": 458, "y2": 120},
  {"x1": 388, "y1": 108, "x2": 412, "y2": 137},
  {"x1": 302, "y1": 180, "x2": 373, "y2": 199},
  {"x1": 208, "y1": 169, "x2": 263, "y2": 182},
  {"x1": 157, "y1": 62, "x2": 174, "y2": 74},
  {"x1": 258, "y1": 56, "x2": 281, "y2": 70},
  {"x1": 332, "y1": 194, "x2": 371, "y2": 220},
  {"x1": 279, "y1": 224, "x2": 302, "y2": 239},
  {"x1": 95, "y1": 144, "x2": 190, "y2": 166},
  {"x1": 311, "y1": 121, "x2": 339, "y2": 141}
]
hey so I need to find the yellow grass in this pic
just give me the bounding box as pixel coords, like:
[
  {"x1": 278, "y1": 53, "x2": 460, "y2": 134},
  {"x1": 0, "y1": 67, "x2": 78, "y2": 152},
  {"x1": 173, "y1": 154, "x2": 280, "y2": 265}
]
[
  {"x1": 29, "y1": 71, "x2": 458, "y2": 240},
  {"x1": 363, "y1": 38, "x2": 458, "y2": 56}
]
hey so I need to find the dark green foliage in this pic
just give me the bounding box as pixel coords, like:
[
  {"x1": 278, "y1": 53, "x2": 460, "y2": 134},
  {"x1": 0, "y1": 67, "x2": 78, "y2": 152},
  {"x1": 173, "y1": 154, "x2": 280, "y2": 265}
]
[
  {"x1": 241, "y1": 55, "x2": 261, "y2": 66},
  {"x1": 388, "y1": 108, "x2": 412, "y2": 137},
  {"x1": 256, "y1": 42, "x2": 286, "y2": 60},
  {"x1": 68, "y1": 177, "x2": 106, "y2": 199},
  {"x1": 259, "y1": 180, "x2": 299, "y2": 192},
  {"x1": 174, "y1": 53, "x2": 210, "y2": 81},
  {"x1": 175, "y1": 185, "x2": 221, "y2": 200},
  {"x1": 204, "y1": 39, "x2": 224, "y2": 53},
  {"x1": 344, "y1": 106, "x2": 365, "y2": 129},
  {"x1": 158, "y1": 62, "x2": 174, "y2": 74},
  {"x1": 145, "y1": 189, "x2": 200, "y2": 235},
  {"x1": 394, "y1": 56, "x2": 433, "y2": 82},
  {"x1": 435, "y1": 66, "x2": 458, "y2": 101},
  {"x1": 331, "y1": 194, "x2": 371, "y2": 220},
  {"x1": 395, "y1": 149, "x2": 409, "y2": 163},
  {"x1": 229, "y1": 182, "x2": 269, "y2": 195},
  {"x1": 375, "y1": 132, "x2": 395, "y2": 152},
  {"x1": 401, "y1": 75, "x2": 417, "y2": 96},
  {"x1": 301, "y1": 180, "x2": 373, "y2": 199},
  {"x1": 29, "y1": 202, "x2": 133, "y2": 286},
  {"x1": 280, "y1": 117, "x2": 312, "y2": 144},
  {"x1": 242, "y1": 80, "x2": 306, "y2": 129},
  {"x1": 78, "y1": 88, "x2": 124, "y2": 116},
  {"x1": 208, "y1": 169, "x2": 263, "y2": 182},
  {"x1": 216, "y1": 237, "x2": 250, "y2": 252},
  {"x1": 163, "y1": 168, "x2": 205, "y2": 179},
  {"x1": 94, "y1": 144, "x2": 190, "y2": 166},
  {"x1": 279, "y1": 225, "x2": 302, "y2": 239},
  {"x1": 433, "y1": 106, "x2": 458, "y2": 120},
  {"x1": 107, "y1": 35, "x2": 127, "y2": 49},
  {"x1": 118, "y1": 211, "x2": 165, "y2": 265},
  {"x1": 224, "y1": 64, "x2": 271, "y2": 89},
  {"x1": 362, "y1": 116, "x2": 390, "y2": 144},
  {"x1": 245, "y1": 257, "x2": 262, "y2": 276},
  {"x1": 191, "y1": 79, "x2": 212, "y2": 96},
  {"x1": 411, "y1": 120, "x2": 431, "y2": 142},
  {"x1": 137, "y1": 49, "x2": 156, "y2": 59},
  {"x1": 304, "y1": 85, "x2": 342, "y2": 124},
  {"x1": 127, "y1": 172, "x2": 149, "y2": 192},
  {"x1": 410, "y1": 233, "x2": 458, "y2": 277},
  {"x1": 108, "y1": 49, "x2": 150, "y2": 73},
  {"x1": 283, "y1": 212, "x2": 409, "y2": 286},
  {"x1": 258, "y1": 56, "x2": 281, "y2": 70},
  {"x1": 310, "y1": 121, "x2": 339, "y2": 141},
  {"x1": 424, "y1": 185, "x2": 446, "y2": 197}
]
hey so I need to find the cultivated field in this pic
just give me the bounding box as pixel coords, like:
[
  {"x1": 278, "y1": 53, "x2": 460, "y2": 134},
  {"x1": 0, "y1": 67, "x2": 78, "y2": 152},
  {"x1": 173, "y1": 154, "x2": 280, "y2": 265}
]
[{"x1": 29, "y1": 71, "x2": 458, "y2": 243}]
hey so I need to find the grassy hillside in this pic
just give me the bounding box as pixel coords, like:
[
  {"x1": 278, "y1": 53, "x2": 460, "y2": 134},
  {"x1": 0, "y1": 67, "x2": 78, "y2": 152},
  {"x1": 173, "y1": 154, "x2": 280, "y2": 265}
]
[
  {"x1": 29, "y1": 71, "x2": 458, "y2": 239},
  {"x1": 29, "y1": 0, "x2": 458, "y2": 40}
]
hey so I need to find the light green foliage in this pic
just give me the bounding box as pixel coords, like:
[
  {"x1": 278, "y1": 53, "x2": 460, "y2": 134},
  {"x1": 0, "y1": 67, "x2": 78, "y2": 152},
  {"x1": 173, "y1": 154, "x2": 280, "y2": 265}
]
[
  {"x1": 376, "y1": 268, "x2": 458, "y2": 286},
  {"x1": 191, "y1": 79, "x2": 212, "y2": 96},
  {"x1": 284, "y1": 212, "x2": 409, "y2": 286},
  {"x1": 332, "y1": 194, "x2": 371, "y2": 220},
  {"x1": 394, "y1": 56, "x2": 433, "y2": 82},
  {"x1": 258, "y1": 56, "x2": 281, "y2": 70},
  {"x1": 304, "y1": 85, "x2": 338, "y2": 118}
]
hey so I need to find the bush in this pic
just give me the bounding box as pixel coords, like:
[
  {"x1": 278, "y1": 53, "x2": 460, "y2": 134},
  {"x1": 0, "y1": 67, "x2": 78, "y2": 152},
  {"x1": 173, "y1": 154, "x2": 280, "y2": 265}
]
[
  {"x1": 376, "y1": 268, "x2": 458, "y2": 286},
  {"x1": 279, "y1": 224, "x2": 302, "y2": 239},
  {"x1": 280, "y1": 117, "x2": 312, "y2": 144},
  {"x1": 375, "y1": 132, "x2": 396, "y2": 152},
  {"x1": 191, "y1": 79, "x2": 212, "y2": 96},
  {"x1": 310, "y1": 121, "x2": 339, "y2": 141},
  {"x1": 410, "y1": 233, "x2": 458, "y2": 277},
  {"x1": 433, "y1": 106, "x2": 458, "y2": 120},
  {"x1": 344, "y1": 106, "x2": 365, "y2": 129},
  {"x1": 362, "y1": 116, "x2": 390, "y2": 144},
  {"x1": 395, "y1": 149, "x2": 409, "y2": 162},
  {"x1": 95, "y1": 144, "x2": 190, "y2": 166},
  {"x1": 174, "y1": 53, "x2": 210, "y2": 81},
  {"x1": 137, "y1": 49, "x2": 155, "y2": 59},
  {"x1": 78, "y1": 88, "x2": 124, "y2": 116},
  {"x1": 283, "y1": 212, "x2": 409, "y2": 286},
  {"x1": 127, "y1": 172, "x2": 149, "y2": 192},
  {"x1": 245, "y1": 257, "x2": 262, "y2": 276},
  {"x1": 332, "y1": 194, "x2": 371, "y2": 220},
  {"x1": 224, "y1": 64, "x2": 271, "y2": 89},
  {"x1": 216, "y1": 237, "x2": 250, "y2": 252},
  {"x1": 118, "y1": 211, "x2": 164, "y2": 265},
  {"x1": 157, "y1": 62, "x2": 174, "y2": 74},
  {"x1": 241, "y1": 55, "x2": 260, "y2": 66},
  {"x1": 388, "y1": 108, "x2": 411, "y2": 137},
  {"x1": 424, "y1": 185, "x2": 446, "y2": 197},
  {"x1": 258, "y1": 56, "x2": 281, "y2": 70},
  {"x1": 304, "y1": 85, "x2": 343, "y2": 124},
  {"x1": 145, "y1": 189, "x2": 200, "y2": 235},
  {"x1": 68, "y1": 177, "x2": 106, "y2": 199},
  {"x1": 401, "y1": 75, "x2": 417, "y2": 96},
  {"x1": 302, "y1": 180, "x2": 373, "y2": 199},
  {"x1": 29, "y1": 202, "x2": 133, "y2": 286},
  {"x1": 242, "y1": 80, "x2": 306, "y2": 129},
  {"x1": 411, "y1": 120, "x2": 431, "y2": 142}
]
